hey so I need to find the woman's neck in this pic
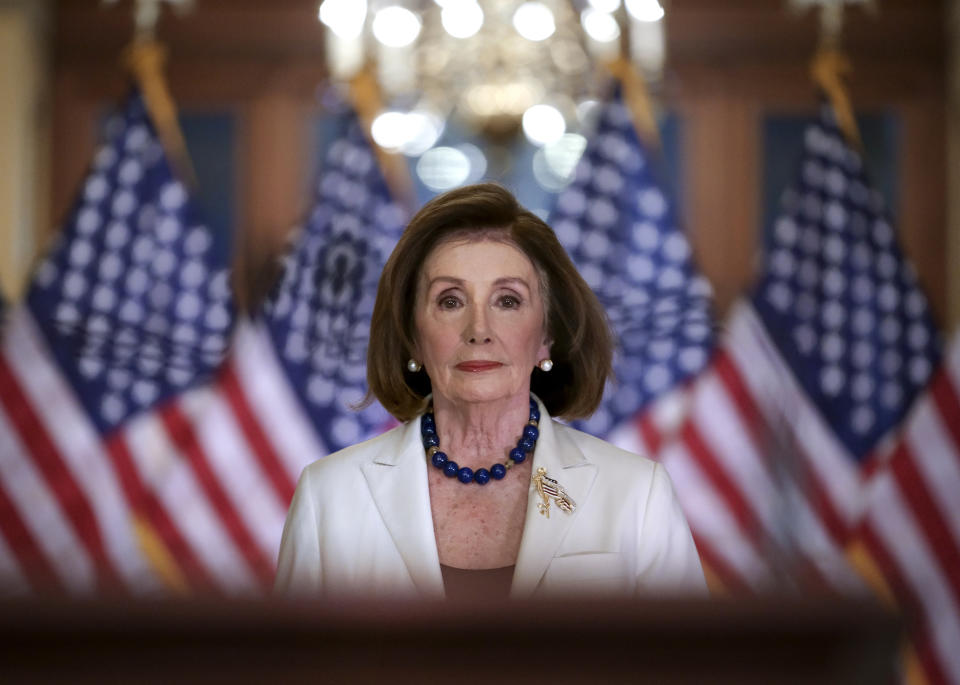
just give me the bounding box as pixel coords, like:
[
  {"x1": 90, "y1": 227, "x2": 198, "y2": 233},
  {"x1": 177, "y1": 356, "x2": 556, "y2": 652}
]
[{"x1": 431, "y1": 393, "x2": 532, "y2": 468}]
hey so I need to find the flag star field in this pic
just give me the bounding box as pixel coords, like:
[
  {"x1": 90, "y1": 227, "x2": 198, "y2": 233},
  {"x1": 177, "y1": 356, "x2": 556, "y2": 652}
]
[
  {"x1": 752, "y1": 103, "x2": 941, "y2": 460},
  {"x1": 549, "y1": 90, "x2": 715, "y2": 437},
  {"x1": 26, "y1": 92, "x2": 235, "y2": 434}
]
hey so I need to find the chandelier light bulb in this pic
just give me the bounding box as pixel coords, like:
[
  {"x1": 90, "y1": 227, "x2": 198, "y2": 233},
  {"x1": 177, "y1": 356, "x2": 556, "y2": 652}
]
[
  {"x1": 581, "y1": 8, "x2": 621, "y2": 43},
  {"x1": 522, "y1": 104, "x2": 566, "y2": 146},
  {"x1": 318, "y1": 0, "x2": 368, "y2": 39},
  {"x1": 401, "y1": 110, "x2": 445, "y2": 156},
  {"x1": 417, "y1": 146, "x2": 472, "y2": 191},
  {"x1": 587, "y1": 0, "x2": 622, "y2": 13},
  {"x1": 625, "y1": 0, "x2": 665, "y2": 22},
  {"x1": 372, "y1": 6, "x2": 422, "y2": 47},
  {"x1": 513, "y1": 2, "x2": 556, "y2": 41},
  {"x1": 370, "y1": 111, "x2": 410, "y2": 151},
  {"x1": 441, "y1": 1, "x2": 484, "y2": 39},
  {"x1": 458, "y1": 143, "x2": 488, "y2": 183},
  {"x1": 533, "y1": 133, "x2": 588, "y2": 191}
]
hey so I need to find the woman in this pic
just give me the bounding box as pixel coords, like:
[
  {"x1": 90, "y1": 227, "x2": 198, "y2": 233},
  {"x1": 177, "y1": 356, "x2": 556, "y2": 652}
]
[{"x1": 275, "y1": 183, "x2": 706, "y2": 599}]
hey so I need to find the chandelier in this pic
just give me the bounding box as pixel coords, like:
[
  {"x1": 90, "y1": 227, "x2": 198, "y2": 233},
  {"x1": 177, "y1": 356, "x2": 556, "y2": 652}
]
[{"x1": 318, "y1": 0, "x2": 667, "y2": 170}]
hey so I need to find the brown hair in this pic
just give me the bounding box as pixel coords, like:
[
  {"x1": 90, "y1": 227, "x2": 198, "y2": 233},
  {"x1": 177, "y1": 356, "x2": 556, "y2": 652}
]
[{"x1": 366, "y1": 183, "x2": 613, "y2": 421}]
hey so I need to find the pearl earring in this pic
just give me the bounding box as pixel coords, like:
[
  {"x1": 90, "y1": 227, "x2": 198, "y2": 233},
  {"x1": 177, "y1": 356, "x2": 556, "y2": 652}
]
[
  {"x1": 407, "y1": 359, "x2": 422, "y2": 372},
  {"x1": 538, "y1": 358, "x2": 553, "y2": 372}
]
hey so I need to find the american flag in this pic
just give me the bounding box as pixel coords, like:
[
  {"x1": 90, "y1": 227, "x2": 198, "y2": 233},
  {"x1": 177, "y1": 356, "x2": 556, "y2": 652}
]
[
  {"x1": 548, "y1": 86, "x2": 715, "y2": 448},
  {"x1": 745, "y1": 100, "x2": 940, "y2": 590},
  {"x1": 0, "y1": 89, "x2": 407, "y2": 596},
  {"x1": 92, "y1": 101, "x2": 408, "y2": 594},
  {"x1": 0, "y1": 89, "x2": 235, "y2": 594},
  {"x1": 648, "y1": 101, "x2": 957, "y2": 682},
  {"x1": 853, "y1": 339, "x2": 960, "y2": 685}
]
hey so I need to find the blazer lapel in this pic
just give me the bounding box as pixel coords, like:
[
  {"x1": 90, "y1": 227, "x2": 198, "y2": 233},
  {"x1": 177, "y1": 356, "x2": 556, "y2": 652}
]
[
  {"x1": 511, "y1": 402, "x2": 598, "y2": 598},
  {"x1": 360, "y1": 420, "x2": 444, "y2": 598}
]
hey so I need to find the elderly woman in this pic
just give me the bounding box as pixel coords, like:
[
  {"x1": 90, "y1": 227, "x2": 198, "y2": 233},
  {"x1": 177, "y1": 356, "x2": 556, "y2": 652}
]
[{"x1": 275, "y1": 183, "x2": 706, "y2": 599}]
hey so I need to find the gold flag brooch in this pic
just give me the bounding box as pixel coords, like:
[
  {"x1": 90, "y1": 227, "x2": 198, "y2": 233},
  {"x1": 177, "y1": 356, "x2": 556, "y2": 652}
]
[{"x1": 532, "y1": 467, "x2": 576, "y2": 519}]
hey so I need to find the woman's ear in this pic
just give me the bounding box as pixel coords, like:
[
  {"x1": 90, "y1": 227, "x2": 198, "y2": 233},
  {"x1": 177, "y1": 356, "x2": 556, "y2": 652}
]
[{"x1": 537, "y1": 338, "x2": 552, "y2": 362}]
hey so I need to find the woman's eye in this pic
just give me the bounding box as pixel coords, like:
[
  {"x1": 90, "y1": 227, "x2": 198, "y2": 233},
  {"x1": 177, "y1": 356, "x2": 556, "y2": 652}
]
[
  {"x1": 499, "y1": 295, "x2": 520, "y2": 308},
  {"x1": 439, "y1": 296, "x2": 460, "y2": 309}
]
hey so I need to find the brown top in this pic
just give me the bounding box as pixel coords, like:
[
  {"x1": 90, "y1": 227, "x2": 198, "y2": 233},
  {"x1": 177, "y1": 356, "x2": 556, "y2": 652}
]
[{"x1": 440, "y1": 564, "x2": 515, "y2": 601}]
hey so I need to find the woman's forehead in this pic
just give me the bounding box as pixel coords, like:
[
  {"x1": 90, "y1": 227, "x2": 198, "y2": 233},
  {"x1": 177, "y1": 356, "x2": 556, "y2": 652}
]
[{"x1": 421, "y1": 237, "x2": 537, "y2": 281}]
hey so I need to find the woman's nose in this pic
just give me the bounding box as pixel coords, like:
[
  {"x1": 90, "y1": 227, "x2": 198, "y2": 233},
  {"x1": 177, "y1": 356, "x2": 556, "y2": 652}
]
[{"x1": 464, "y1": 305, "x2": 492, "y2": 344}]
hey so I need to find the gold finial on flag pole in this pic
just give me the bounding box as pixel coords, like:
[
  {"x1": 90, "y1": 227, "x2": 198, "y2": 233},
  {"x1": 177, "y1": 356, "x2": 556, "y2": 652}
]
[
  {"x1": 810, "y1": 46, "x2": 861, "y2": 149},
  {"x1": 347, "y1": 67, "x2": 417, "y2": 213},
  {"x1": 791, "y1": 0, "x2": 877, "y2": 148},
  {"x1": 104, "y1": 0, "x2": 198, "y2": 187}
]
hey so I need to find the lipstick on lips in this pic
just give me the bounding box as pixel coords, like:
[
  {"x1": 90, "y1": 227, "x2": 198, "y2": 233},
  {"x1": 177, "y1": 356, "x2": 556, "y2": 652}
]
[{"x1": 455, "y1": 360, "x2": 503, "y2": 372}]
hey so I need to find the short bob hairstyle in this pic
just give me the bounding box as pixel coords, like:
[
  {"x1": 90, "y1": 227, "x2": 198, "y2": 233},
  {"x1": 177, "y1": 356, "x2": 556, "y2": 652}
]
[{"x1": 367, "y1": 182, "x2": 613, "y2": 422}]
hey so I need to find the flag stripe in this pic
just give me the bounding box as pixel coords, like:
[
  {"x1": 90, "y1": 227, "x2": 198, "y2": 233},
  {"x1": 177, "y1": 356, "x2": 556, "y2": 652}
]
[
  {"x1": 217, "y1": 361, "x2": 295, "y2": 505},
  {"x1": 782, "y1": 480, "x2": 864, "y2": 593},
  {"x1": 230, "y1": 323, "x2": 325, "y2": 481},
  {"x1": 890, "y1": 443, "x2": 960, "y2": 607},
  {"x1": 792, "y1": 444, "x2": 849, "y2": 545},
  {"x1": 712, "y1": 351, "x2": 768, "y2": 452},
  {"x1": 637, "y1": 411, "x2": 663, "y2": 456},
  {"x1": 176, "y1": 387, "x2": 289, "y2": 567},
  {"x1": 0, "y1": 478, "x2": 60, "y2": 593},
  {"x1": 4, "y1": 308, "x2": 163, "y2": 592},
  {"x1": 157, "y1": 402, "x2": 275, "y2": 590},
  {"x1": 681, "y1": 420, "x2": 764, "y2": 547},
  {"x1": 0, "y1": 517, "x2": 32, "y2": 596},
  {"x1": 122, "y1": 412, "x2": 258, "y2": 593},
  {"x1": 866, "y1": 474, "x2": 960, "y2": 685},
  {"x1": 733, "y1": 304, "x2": 862, "y2": 526},
  {"x1": 682, "y1": 349, "x2": 856, "y2": 592},
  {"x1": 929, "y1": 370, "x2": 960, "y2": 451},
  {"x1": 906, "y1": 372, "x2": 960, "y2": 549},
  {"x1": 0, "y1": 354, "x2": 122, "y2": 592},
  {"x1": 660, "y1": 441, "x2": 771, "y2": 585},
  {"x1": 689, "y1": 371, "x2": 779, "y2": 539},
  {"x1": 860, "y1": 523, "x2": 950, "y2": 685},
  {"x1": 733, "y1": 306, "x2": 854, "y2": 543},
  {"x1": 689, "y1": 532, "x2": 752, "y2": 595},
  {"x1": 0, "y1": 407, "x2": 95, "y2": 591},
  {"x1": 103, "y1": 436, "x2": 216, "y2": 592}
]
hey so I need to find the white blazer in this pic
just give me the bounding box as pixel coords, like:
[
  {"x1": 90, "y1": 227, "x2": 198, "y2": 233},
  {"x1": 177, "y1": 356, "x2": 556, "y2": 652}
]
[{"x1": 275, "y1": 398, "x2": 707, "y2": 599}]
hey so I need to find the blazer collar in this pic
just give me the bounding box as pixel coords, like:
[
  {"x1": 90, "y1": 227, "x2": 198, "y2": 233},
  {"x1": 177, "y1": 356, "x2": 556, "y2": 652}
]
[
  {"x1": 511, "y1": 397, "x2": 598, "y2": 598},
  {"x1": 359, "y1": 418, "x2": 445, "y2": 597}
]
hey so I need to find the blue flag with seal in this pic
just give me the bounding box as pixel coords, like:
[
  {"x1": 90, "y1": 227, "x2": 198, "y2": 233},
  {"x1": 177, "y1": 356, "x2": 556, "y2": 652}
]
[{"x1": 261, "y1": 106, "x2": 408, "y2": 453}]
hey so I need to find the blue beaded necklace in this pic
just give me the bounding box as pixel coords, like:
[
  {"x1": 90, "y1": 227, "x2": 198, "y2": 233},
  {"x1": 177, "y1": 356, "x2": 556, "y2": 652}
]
[{"x1": 421, "y1": 397, "x2": 541, "y2": 485}]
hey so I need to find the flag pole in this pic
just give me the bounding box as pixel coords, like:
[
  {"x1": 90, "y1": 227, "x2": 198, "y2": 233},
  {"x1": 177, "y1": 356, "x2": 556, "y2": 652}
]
[
  {"x1": 119, "y1": 0, "x2": 198, "y2": 188},
  {"x1": 604, "y1": 56, "x2": 661, "y2": 151},
  {"x1": 347, "y1": 68, "x2": 416, "y2": 213},
  {"x1": 113, "y1": 0, "x2": 200, "y2": 594},
  {"x1": 808, "y1": 0, "x2": 862, "y2": 148}
]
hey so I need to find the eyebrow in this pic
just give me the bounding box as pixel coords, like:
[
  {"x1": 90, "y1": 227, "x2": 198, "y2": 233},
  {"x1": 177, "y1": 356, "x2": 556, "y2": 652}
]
[{"x1": 427, "y1": 276, "x2": 531, "y2": 291}]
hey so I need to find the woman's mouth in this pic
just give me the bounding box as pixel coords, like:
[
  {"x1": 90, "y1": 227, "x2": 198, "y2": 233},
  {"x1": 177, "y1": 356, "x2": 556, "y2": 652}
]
[{"x1": 455, "y1": 361, "x2": 503, "y2": 372}]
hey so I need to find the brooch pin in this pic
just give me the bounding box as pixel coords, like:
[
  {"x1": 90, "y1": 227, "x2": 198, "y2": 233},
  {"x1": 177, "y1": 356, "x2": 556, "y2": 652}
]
[{"x1": 532, "y1": 467, "x2": 576, "y2": 518}]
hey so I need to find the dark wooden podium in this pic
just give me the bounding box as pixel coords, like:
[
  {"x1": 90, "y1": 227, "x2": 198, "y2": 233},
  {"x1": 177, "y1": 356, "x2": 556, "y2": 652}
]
[{"x1": 0, "y1": 597, "x2": 900, "y2": 683}]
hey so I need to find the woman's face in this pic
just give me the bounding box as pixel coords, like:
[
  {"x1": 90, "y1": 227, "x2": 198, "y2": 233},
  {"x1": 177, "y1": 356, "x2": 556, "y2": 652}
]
[{"x1": 414, "y1": 238, "x2": 550, "y2": 408}]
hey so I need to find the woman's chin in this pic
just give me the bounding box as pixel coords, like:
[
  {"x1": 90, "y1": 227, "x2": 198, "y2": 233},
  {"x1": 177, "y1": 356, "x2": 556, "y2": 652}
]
[{"x1": 436, "y1": 381, "x2": 528, "y2": 407}]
